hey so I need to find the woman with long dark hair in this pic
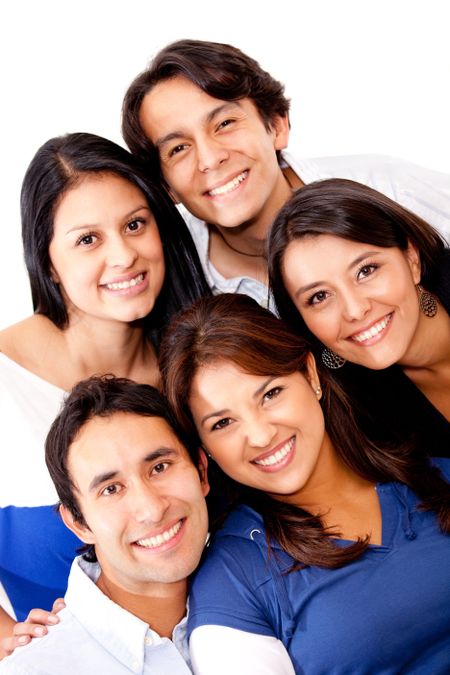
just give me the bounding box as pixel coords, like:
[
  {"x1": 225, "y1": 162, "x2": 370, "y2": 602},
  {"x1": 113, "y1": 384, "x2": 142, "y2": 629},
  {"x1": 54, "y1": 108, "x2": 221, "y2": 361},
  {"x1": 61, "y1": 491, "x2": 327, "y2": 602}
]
[
  {"x1": 160, "y1": 293, "x2": 450, "y2": 675},
  {"x1": 269, "y1": 178, "x2": 450, "y2": 455},
  {"x1": 0, "y1": 132, "x2": 209, "y2": 649}
]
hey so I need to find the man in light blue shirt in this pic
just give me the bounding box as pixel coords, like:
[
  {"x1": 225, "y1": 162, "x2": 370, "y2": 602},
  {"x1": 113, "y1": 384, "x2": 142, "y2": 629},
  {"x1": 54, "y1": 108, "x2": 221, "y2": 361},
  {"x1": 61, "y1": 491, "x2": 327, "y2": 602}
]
[{"x1": 0, "y1": 376, "x2": 210, "y2": 674}]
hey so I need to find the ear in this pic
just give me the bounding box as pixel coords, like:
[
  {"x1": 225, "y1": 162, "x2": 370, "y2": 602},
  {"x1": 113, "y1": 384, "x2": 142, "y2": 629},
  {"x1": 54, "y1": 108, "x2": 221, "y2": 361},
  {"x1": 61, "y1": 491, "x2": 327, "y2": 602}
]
[
  {"x1": 49, "y1": 263, "x2": 60, "y2": 284},
  {"x1": 198, "y1": 448, "x2": 210, "y2": 498},
  {"x1": 304, "y1": 352, "x2": 322, "y2": 400},
  {"x1": 59, "y1": 504, "x2": 96, "y2": 545},
  {"x1": 405, "y1": 240, "x2": 421, "y2": 284},
  {"x1": 271, "y1": 114, "x2": 290, "y2": 151}
]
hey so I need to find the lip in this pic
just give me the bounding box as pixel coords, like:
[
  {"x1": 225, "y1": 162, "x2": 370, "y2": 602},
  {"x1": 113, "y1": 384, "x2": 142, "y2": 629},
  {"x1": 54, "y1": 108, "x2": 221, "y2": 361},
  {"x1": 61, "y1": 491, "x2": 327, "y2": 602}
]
[
  {"x1": 100, "y1": 271, "x2": 149, "y2": 297},
  {"x1": 251, "y1": 436, "x2": 296, "y2": 473},
  {"x1": 131, "y1": 518, "x2": 185, "y2": 553},
  {"x1": 347, "y1": 312, "x2": 394, "y2": 346},
  {"x1": 204, "y1": 170, "x2": 249, "y2": 198}
]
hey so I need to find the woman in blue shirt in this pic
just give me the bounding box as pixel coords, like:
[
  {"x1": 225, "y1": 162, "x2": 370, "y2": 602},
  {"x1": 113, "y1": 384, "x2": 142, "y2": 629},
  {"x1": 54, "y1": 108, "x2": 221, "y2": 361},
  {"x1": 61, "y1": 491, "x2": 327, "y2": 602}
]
[{"x1": 161, "y1": 292, "x2": 450, "y2": 675}]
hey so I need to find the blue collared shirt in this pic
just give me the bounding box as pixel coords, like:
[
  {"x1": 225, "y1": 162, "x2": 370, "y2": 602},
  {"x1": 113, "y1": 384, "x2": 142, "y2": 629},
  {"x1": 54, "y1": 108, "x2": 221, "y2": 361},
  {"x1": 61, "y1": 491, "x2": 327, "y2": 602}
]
[{"x1": 0, "y1": 557, "x2": 192, "y2": 674}]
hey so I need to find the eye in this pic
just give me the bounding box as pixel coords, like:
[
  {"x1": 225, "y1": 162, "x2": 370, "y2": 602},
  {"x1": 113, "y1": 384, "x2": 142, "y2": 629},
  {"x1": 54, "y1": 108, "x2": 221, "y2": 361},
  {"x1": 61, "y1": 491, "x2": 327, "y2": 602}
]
[
  {"x1": 126, "y1": 218, "x2": 145, "y2": 234},
  {"x1": 76, "y1": 231, "x2": 98, "y2": 247},
  {"x1": 263, "y1": 386, "x2": 282, "y2": 402},
  {"x1": 168, "y1": 143, "x2": 188, "y2": 158},
  {"x1": 211, "y1": 417, "x2": 232, "y2": 431},
  {"x1": 100, "y1": 484, "x2": 121, "y2": 497},
  {"x1": 357, "y1": 263, "x2": 378, "y2": 280},
  {"x1": 217, "y1": 118, "x2": 235, "y2": 131},
  {"x1": 151, "y1": 462, "x2": 170, "y2": 475},
  {"x1": 307, "y1": 290, "x2": 330, "y2": 306}
]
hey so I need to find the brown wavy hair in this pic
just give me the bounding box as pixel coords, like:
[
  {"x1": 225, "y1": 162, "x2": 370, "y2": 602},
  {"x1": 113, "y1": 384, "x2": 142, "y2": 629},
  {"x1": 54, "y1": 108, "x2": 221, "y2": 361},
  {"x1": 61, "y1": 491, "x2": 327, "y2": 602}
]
[{"x1": 160, "y1": 293, "x2": 450, "y2": 570}]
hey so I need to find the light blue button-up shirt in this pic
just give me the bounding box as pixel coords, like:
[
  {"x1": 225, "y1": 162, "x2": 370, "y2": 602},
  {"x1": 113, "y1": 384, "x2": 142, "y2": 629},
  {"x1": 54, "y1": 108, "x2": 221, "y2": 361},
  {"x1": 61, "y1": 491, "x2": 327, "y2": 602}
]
[{"x1": 0, "y1": 556, "x2": 192, "y2": 674}]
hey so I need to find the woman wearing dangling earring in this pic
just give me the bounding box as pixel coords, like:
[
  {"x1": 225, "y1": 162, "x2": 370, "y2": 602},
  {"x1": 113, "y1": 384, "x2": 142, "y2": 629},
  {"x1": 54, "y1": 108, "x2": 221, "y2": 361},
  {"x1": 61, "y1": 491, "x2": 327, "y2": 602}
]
[{"x1": 268, "y1": 178, "x2": 450, "y2": 457}]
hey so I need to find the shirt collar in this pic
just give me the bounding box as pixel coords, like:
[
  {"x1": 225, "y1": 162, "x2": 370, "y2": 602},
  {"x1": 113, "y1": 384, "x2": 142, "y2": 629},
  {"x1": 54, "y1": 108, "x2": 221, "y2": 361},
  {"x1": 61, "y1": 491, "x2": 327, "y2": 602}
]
[{"x1": 65, "y1": 556, "x2": 189, "y2": 673}]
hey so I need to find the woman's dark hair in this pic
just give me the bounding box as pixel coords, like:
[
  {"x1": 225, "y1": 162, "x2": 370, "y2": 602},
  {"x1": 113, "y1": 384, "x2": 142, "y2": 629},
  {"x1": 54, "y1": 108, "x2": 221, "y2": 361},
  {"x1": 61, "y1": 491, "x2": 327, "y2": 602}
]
[
  {"x1": 21, "y1": 132, "x2": 210, "y2": 344},
  {"x1": 45, "y1": 374, "x2": 202, "y2": 561},
  {"x1": 122, "y1": 39, "x2": 290, "y2": 173},
  {"x1": 160, "y1": 293, "x2": 450, "y2": 569},
  {"x1": 268, "y1": 178, "x2": 447, "y2": 343}
]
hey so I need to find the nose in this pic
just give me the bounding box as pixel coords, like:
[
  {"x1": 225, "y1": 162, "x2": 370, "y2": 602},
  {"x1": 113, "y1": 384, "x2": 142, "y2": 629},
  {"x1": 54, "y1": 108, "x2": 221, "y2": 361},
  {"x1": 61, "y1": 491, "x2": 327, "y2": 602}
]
[
  {"x1": 196, "y1": 136, "x2": 229, "y2": 173},
  {"x1": 245, "y1": 416, "x2": 277, "y2": 449},
  {"x1": 130, "y1": 482, "x2": 170, "y2": 524},
  {"x1": 105, "y1": 235, "x2": 138, "y2": 268},
  {"x1": 341, "y1": 289, "x2": 371, "y2": 322}
]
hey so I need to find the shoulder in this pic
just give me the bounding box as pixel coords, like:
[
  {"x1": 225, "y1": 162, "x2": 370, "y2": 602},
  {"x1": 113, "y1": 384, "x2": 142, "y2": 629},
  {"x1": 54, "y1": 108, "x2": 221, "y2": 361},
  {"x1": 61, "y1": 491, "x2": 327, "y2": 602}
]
[
  {"x1": 0, "y1": 610, "x2": 81, "y2": 674},
  {"x1": 0, "y1": 314, "x2": 58, "y2": 364},
  {"x1": 431, "y1": 457, "x2": 450, "y2": 481}
]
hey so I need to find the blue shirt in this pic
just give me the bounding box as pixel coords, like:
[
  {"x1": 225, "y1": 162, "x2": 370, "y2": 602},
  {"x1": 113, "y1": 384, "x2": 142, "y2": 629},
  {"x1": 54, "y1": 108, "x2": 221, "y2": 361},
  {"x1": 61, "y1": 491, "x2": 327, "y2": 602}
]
[
  {"x1": 188, "y1": 459, "x2": 450, "y2": 674},
  {"x1": 0, "y1": 556, "x2": 192, "y2": 674}
]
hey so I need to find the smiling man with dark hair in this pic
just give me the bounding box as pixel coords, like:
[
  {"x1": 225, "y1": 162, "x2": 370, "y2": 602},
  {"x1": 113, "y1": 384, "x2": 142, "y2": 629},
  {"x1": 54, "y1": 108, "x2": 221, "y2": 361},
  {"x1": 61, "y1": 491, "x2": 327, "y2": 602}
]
[{"x1": 0, "y1": 376, "x2": 209, "y2": 674}]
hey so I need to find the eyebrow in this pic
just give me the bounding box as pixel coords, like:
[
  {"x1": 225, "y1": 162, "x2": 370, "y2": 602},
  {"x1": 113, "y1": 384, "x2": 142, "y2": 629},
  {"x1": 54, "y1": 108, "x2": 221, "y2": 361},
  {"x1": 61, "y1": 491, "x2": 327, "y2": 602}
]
[
  {"x1": 155, "y1": 101, "x2": 243, "y2": 150},
  {"x1": 88, "y1": 448, "x2": 177, "y2": 492},
  {"x1": 65, "y1": 205, "x2": 151, "y2": 235},
  {"x1": 293, "y1": 250, "x2": 382, "y2": 298},
  {"x1": 199, "y1": 376, "x2": 276, "y2": 426}
]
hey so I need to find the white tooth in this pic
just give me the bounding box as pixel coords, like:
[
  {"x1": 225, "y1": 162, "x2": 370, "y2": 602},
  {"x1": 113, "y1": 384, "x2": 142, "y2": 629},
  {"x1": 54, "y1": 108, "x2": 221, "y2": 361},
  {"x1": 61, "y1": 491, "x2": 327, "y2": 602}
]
[
  {"x1": 255, "y1": 438, "x2": 294, "y2": 467},
  {"x1": 136, "y1": 521, "x2": 182, "y2": 548},
  {"x1": 209, "y1": 171, "x2": 247, "y2": 196},
  {"x1": 106, "y1": 273, "x2": 144, "y2": 291}
]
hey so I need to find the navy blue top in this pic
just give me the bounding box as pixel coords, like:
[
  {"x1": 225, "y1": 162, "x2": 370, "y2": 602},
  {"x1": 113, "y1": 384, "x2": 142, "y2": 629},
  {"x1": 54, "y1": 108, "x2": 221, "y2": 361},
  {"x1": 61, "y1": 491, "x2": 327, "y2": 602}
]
[
  {"x1": 0, "y1": 506, "x2": 80, "y2": 620},
  {"x1": 189, "y1": 459, "x2": 450, "y2": 674}
]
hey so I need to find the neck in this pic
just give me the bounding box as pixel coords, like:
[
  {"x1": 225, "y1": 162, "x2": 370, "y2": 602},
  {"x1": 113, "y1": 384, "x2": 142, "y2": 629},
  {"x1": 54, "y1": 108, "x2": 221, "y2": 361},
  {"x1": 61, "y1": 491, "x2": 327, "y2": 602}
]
[
  {"x1": 400, "y1": 300, "x2": 450, "y2": 372},
  {"x1": 276, "y1": 434, "x2": 371, "y2": 515},
  {"x1": 60, "y1": 314, "x2": 158, "y2": 387},
  {"x1": 211, "y1": 167, "x2": 299, "y2": 257},
  {"x1": 97, "y1": 572, "x2": 188, "y2": 639}
]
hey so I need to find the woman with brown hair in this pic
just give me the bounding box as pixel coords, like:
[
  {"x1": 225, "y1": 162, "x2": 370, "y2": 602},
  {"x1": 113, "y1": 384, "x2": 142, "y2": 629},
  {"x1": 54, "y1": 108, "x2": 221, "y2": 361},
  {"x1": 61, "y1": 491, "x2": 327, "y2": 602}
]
[
  {"x1": 160, "y1": 292, "x2": 450, "y2": 675},
  {"x1": 268, "y1": 178, "x2": 450, "y2": 455}
]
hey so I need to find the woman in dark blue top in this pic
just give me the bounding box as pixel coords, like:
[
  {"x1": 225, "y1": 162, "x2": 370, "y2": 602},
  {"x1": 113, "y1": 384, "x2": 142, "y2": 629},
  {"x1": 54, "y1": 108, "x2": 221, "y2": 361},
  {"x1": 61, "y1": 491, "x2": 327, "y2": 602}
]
[{"x1": 161, "y1": 293, "x2": 450, "y2": 675}]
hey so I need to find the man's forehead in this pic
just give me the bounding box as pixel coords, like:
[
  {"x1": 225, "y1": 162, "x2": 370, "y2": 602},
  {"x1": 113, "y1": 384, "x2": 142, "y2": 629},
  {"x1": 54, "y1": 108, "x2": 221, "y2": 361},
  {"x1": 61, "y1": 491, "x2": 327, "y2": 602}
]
[{"x1": 68, "y1": 412, "x2": 191, "y2": 465}]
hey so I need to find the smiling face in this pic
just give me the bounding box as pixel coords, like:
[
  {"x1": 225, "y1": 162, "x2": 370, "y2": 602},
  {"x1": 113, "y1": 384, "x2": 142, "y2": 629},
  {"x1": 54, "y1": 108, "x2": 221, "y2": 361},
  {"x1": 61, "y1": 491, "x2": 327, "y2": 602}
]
[
  {"x1": 48, "y1": 172, "x2": 165, "y2": 326},
  {"x1": 61, "y1": 412, "x2": 209, "y2": 596},
  {"x1": 189, "y1": 357, "x2": 334, "y2": 502},
  {"x1": 139, "y1": 76, "x2": 291, "y2": 235},
  {"x1": 282, "y1": 234, "x2": 422, "y2": 369}
]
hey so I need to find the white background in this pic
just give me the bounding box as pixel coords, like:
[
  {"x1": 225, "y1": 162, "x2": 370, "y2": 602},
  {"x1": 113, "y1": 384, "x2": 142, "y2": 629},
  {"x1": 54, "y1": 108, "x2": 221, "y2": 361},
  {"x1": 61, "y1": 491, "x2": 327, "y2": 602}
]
[{"x1": 1, "y1": 0, "x2": 449, "y2": 329}]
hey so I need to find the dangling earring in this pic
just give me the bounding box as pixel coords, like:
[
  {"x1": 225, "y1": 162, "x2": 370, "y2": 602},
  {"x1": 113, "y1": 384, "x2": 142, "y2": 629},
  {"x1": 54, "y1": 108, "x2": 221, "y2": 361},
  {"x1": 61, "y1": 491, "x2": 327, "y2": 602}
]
[
  {"x1": 417, "y1": 285, "x2": 437, "y2": 317},
  {"x1": 321, "y1": 347, "x2": 346, "y2": 370}
]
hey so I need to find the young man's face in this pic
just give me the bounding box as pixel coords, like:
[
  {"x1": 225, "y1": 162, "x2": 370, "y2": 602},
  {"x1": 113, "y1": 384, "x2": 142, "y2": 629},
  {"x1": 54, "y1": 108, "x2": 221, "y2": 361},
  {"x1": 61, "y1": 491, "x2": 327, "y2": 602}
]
[
  {"x1": 139, "y1": 76, "x2": 291, "y2": 234},
  {"x1": 61, "y1": 412, "x2": 209, "y2": 596}
]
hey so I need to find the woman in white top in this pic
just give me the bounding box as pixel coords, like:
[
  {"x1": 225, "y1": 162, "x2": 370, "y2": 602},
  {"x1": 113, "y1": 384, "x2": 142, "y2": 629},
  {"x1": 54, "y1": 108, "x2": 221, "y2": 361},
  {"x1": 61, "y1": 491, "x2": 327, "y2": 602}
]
[{"x1": 0, "y1": 132, "x2": 209, "y2": 650}]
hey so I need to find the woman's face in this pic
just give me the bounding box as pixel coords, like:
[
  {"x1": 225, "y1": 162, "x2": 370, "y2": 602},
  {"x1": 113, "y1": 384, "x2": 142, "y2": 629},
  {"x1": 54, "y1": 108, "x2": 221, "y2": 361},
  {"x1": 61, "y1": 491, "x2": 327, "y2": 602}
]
[
  {"x1": 189, "y1": 355, "x2": 332, "y2": 501},
  {"x1": 281, "y1": 234, "x2": 422, "y2": 370},
  {"x1": 49, "y1": 172, "x2": 165, "y2": 326}
]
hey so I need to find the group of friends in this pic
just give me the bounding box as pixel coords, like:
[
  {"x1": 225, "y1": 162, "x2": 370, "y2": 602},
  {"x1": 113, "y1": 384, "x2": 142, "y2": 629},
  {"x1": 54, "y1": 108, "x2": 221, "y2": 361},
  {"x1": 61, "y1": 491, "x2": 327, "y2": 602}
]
[{"x1": 0, "y1": 39, "x2": 449, "y2": 674}]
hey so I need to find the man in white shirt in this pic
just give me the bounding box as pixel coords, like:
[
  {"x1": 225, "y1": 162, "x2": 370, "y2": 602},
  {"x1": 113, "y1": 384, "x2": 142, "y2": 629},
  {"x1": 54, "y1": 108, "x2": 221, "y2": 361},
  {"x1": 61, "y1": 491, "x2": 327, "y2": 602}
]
[
  {"x1": 0, "y1": 376, "x2": 210, "y2": 674},
  {"x1": 122, "y1": 39, "x2": 450, "y2": 309}
]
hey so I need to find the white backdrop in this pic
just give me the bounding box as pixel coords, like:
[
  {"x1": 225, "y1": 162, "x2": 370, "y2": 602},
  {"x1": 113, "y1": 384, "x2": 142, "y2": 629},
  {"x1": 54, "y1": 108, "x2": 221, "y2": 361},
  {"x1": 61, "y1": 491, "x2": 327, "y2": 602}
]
[{"x1": 1, "y1": 0, "x2": 449, "y2": 329}]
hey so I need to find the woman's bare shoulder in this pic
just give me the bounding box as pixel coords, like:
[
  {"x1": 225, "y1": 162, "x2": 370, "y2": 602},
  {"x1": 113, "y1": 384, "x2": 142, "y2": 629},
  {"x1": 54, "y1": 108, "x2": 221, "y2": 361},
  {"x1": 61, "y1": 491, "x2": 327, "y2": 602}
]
[{"x1": 0, "y1": 315, "x2": 59, "y2": 364}]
